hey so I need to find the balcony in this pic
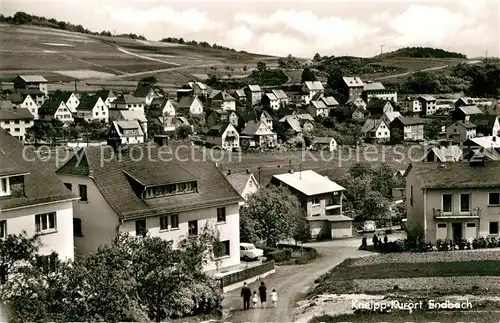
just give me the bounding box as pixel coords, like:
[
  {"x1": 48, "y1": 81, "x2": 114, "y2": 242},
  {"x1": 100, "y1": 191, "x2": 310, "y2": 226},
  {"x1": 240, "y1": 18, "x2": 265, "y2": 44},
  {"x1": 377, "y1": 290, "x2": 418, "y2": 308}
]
[
  {"x1": 433, "y1": 207, "x2": 481, "y2": 219},
  {"x1": 325, "y1": 203, "x2": 341, "y2": 211}
]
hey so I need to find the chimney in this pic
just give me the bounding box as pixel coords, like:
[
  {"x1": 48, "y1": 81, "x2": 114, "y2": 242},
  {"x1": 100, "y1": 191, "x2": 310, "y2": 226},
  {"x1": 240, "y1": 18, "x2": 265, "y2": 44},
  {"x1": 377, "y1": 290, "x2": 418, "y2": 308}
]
[{"x1": 227, "y1": 170, "x2": 231, "y2": 176}]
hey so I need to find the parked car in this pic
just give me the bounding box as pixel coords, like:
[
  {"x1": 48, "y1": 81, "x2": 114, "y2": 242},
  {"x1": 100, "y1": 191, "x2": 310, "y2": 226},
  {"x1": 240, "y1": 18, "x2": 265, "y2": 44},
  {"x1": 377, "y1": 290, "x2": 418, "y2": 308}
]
[
  {"x1": 363, "y1": 220, "x2": 376, "y2": 232},
  {"x1": 240, "y1": 243, "x2": 264, "y2": 261}
]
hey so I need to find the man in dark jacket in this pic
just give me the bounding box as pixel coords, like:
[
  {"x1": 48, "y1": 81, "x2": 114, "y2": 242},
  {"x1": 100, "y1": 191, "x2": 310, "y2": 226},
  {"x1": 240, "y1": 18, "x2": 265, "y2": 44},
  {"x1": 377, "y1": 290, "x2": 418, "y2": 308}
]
[
  {"x1": 258, "y1": 281, "x2": 267, "y2": 308},
  {"x1": 241, "y1": 282, "x2": 251, "y2": 310}
]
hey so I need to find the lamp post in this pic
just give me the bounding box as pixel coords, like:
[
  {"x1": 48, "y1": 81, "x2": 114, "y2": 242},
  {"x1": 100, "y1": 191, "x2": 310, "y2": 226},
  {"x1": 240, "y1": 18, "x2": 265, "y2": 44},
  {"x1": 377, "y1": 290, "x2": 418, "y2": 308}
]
[{"x1": 257, "y1": 166, "x2": 262, "y2": 185}]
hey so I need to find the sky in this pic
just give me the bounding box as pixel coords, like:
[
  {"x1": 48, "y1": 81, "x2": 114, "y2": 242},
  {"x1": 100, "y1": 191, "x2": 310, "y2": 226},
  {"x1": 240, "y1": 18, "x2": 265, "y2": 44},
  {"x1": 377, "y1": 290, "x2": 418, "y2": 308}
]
[{"x1": 3, "y1": 1, "x2": 500, "y2": 58}]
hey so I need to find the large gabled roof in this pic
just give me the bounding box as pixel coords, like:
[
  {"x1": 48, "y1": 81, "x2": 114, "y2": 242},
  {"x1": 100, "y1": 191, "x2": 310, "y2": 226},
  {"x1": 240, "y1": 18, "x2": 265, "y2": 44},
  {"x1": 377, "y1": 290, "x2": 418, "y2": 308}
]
[
  {"x1": 272, "y1": 170, "x2": 345, "y2": 195},
  {"x1": 0, "y1": 129, "x2": 77, "y2": 210},
  {"x1": 304, "y1": 81, "x2": 324, "y2": 91},
  {"x1": 206, "y1": 122, "x2": 234, "y2": 137},
  {"x1": 0, "y1": 107, "x2": 34, "y2": 121},
  {"x1": 16, "y1": 75, "x2": 48, "y2": 83},
  {"x1": 56, "y1": 144, "x2": 242, "y2": 220},
  {"x1": 458, "y1": 105, "x2": 483, "y2": 115},
  {"x1": 39, "y1": 99, "x2": 64, "y2": 116},
  {"x1": 342, "y1": 77, "x2": 364, "y2": 87},
  {"x1": 77, "y1": 96, "x2": 102, "y2": 111}
]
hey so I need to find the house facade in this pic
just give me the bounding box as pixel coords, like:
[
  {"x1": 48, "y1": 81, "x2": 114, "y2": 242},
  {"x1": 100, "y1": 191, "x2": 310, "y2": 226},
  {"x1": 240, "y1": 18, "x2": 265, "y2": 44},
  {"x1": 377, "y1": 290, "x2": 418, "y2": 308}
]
[
  {"x1": 133, "y1": 86, "x2": 163, "y2": 105},
  {"x1": 261, "y1": 93, "x2": 280, "y2": 110},
  {"x1": 401, "y1": 97, "x2": 422, "y2": 114},
  {"x1": 150, "y1": 97, "x2": 177, "y2": 117},
  {"x1": 390, "y1": 116, "x2": 425, "y2": 142},
  {"x1": 39, "y1": 100, "x2": 74, "y2": 123},
  {"x1": 270, "y1": 170, "x2": 353, "y2": 239},
  {"x1": 1, "y1": 130, "x2": 78, "y2": 262},
  {"x1": 452, "y1": 105, "x2": 483, "y2": 122},
  {"x1": 13, "y1": 75, "x2": 48, "y2": 95},
  {"x1": 205, "y1": 123, "x2": 240, "y2": 150},
  {"x1": 10, "y1": 93, "x2": 39, "y2": 119},
  {"x1": 245, "y1": 85, "x2": 263, "y2": 106},
  {"x1": 302, "y1": 81, "x2": 324, "y2": 105},
  {"x1": 271, "y1": 89, "x2": 289, "y2": 107},
  {"x1": 240, "y1": 120, "x2": 277, "y2": 148},
  {"x1": 76, "y1": 96, "x2": 108, "y2": 123},
  {"x1": 226, "y1": 172, "x2": 260, "y2": 204},
  {"x1": 96, "y1": 90, "x2": 117, "y2": 108},
  {"x1": 363, "y1": 82, "x2": 397, "y2": 103},
  {"x1": 210, "y1": 90, "x2": 236, "y2": 111},
  {"x1": 178, "y1": 95, "x2": 204, "y2": 115},
  {"x1": 469, "y1": 115, "x2": 500, "y2": 136},
  {"x1": 308, "y1": 100, "x2": 330, "y2": 118},
  {"x1": 110, "y1": 95, "x2": 145, "y2": 113},
  {"x1": 342, "y1": 77, "x2": 364, "y2": 102},
  {"x1": 109, "y1": 120, "x2": 145, "y2": 144},
  {"x1": 310, "y1": 137, "x2": 337, "y2": 152},
  {"x1": 0, "y1": 107, "x2": 34, "y2": 142},
  {"x1": 405, "y1": 161, "x2": 500, "y2": 243},
  {"x1": 56, "y1": 146, "x2": 242, "y2": 271},
  {"x1": 446, "y1": 121, "x2": 477, "y2": 144},
  {"x1": 362, "y1": 118, "x2": 390, "y2": 141},
  {"x1": 418, "y1": 96, "x2": 438, "y2": 116},
  {"x1": 52, "y1": 92, "x2": 79, "y2": 113}
]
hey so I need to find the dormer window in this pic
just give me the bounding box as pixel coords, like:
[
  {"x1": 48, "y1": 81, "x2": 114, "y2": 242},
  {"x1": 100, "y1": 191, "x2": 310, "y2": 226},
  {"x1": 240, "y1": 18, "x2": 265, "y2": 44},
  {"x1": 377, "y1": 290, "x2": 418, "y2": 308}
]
[{"x1": 144, "y1": 181, "x2": 198, "y2": 199}]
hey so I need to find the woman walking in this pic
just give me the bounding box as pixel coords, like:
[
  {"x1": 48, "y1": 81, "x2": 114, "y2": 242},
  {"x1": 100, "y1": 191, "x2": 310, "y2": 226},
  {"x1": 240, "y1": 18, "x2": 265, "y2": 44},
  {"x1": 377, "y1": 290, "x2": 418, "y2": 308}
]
[{"x1": 258, "y1": 281, "x2": 267, "y2": 308}]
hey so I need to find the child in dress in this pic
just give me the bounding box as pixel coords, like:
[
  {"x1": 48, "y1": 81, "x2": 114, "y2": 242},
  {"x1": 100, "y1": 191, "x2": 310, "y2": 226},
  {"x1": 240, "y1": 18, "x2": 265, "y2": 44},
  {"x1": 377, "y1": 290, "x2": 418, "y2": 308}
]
[
  {"x1": 271, "y1": 289, "x2": 278, "y2": 308},
  {"x1": 252, "y1": 291, "x2": 258, "y2": 308}
]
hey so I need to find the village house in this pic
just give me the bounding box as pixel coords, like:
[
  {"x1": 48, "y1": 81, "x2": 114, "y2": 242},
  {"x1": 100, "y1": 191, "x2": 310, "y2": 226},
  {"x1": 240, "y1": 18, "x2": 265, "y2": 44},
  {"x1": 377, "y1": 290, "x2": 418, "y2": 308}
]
[
  {"x1": 455, "y1": 97, "x2": 476, "y2": 109},
  {"x1": 446, "y1": 121, "x2": 477, "y2": 144},
  {"x1": 342, "y1": 77, "x2": 364, "y2": 102},
  {"x1": 149, "y1": 97, "x2": 177, "y2": 117},
  {"x1": 110, "y1": 94, "x2": 145, "y2": 113},
  {"x1": 210, "y1": 90, "x2": 236, "y2": 111},
  {"x1": 319, "y1": 95, "x2": 339, "y2": 109},
  {"x1": 206, "y1": 110, "x2": 241, "y2": 130},
  {"x1": 309, "y1": 137, "x2": 337, "y2": 152},
  {"x1": 436, "y1": 99, "x2": 455, "y2": 112},
  {"x1": 464, "y1": 147, "x2": 500, "y2": 162},
  {"x1": 96, "y1": 89, "x2": 117, "y2": 108},
  {"x1": 133, "y1": 86, "x2": 163, "y2": 105},
  {"x1": 75, "y1": 96, "x2": 108, "y2": 123},
  {"x1": 114, "y1": 110, "x2": 148, "y2": 140},
  {"x1": 301, "y1": 81, "x2": 324, "y2": 105},
  {"x1": 108, "y1": 95, "x2": 147, "y2": 138},
  {"x1": 14, "y1": 89, "x2": 46, "y2": 106},
  {"x1": 270, "y1": 170, "x2": 352, "y2": 239},
  {"x1": 240, "y1": 120, "x2": 277, "y2": 148},
  {"x1": 351, "y1": 106, "x2": 365, "y2": 122},
  {"x1": 418, "y1": 95, "x2": 438, "y2": 116},
  {"x1": 158, "y1": 116, "x2": 193, "y2": 134},
  {"x1": 205, "y1": 122, "x2": 240, "y2": 151},
  {"x1": 13, "y1": 75, "x2": 48, "y2": 96},
  {"x1": 382, "y1": 111, "x2": 402, "y2": 125},
  {"x1": 390, "y1": 116, "x2": 425, "y2": 142},
  {"x1": 278, "y1": 114, "x2": 314, "y2": 134},
  {"x1": 452, "y1": 105, "x2": 483, "y2": 121},
  {"x1": 244, "y1": 85, "x2": 263, "y2": 106},
  {"x1": 188, "y1": 81, "x2": 209, "y2": 97},
  {"x1": 423, "y1": 142, "x2": 462, "y2": 162},
  {"x1": 108, "y1": 120, "x2": 144, "y2": 144},
  {"x1": 56, "y1": 145, "x2": 242, "y2": 271},
  {"x1": 308, "y1": 99, "x2": 330, "y2": 118},
  {"x1": 258, "y1": 110, "x2": 274, "y2": 130},
  {"x1": 39, "y1": 99, "x2": 74, "y2": 123},
  {"x1": 400, "y1": 96, "x2": 422, "y2": 114},
  {"x1": 8, "y1": 92, "x2": 39, "y2": 119},
  {"x1": 469, "y1": 115, "x2": 500, "y2": 137},
  {"x1": 261, "y1": 93, "x2": 280, "y2": 110},
  {"x1": 462, "y1": 136, "x2": 500, "y2": 156},
  {"x1": 0, "y1": 104, "x2": 34, "y2": 142},
  {"x1": 271, "y1": 89, "x2": 289, "y2": 107},
  {"x1": 346, "y1": 96, "x2": 367, "y2": 110},
  {"x1": 233, "y1": 89, "x2": 246, "y2": 104},
  {"x1": 226, "y1": 171, "x2": 260, "y2": 205},
  {"x1": 366, "y1": 98, "x2": 394, "y2": 117},
  {"x1": 52, "y1": 91, "x2": 80, "y2": 113},
  {"x1": 177, "y1": 95, "x2": 204, "y2": 115},
  {"x1": 363, "y1": 81, "x2": 397, "y2": 103},
  {"x1": 0, "y1": 129, "x2": 78, "y2": 262},
  {"x1": 362, "y1": 118, "x2": 390, "y2": 141},
  {"x1": 405, "y1": 161, "x2": 500, "y2": 243}
]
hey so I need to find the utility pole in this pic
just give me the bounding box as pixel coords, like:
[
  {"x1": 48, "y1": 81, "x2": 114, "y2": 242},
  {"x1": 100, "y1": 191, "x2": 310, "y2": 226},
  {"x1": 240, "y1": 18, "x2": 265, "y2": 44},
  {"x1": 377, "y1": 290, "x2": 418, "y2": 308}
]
[
  {"x1": 74, "y1": 80, "x2": 77, "y2": 93},
  {"x1": 485, "y1": 49, "x2": 488, "y2": 63},
  {"x1": 380, "y1": 45, "x2": 384, "y2": 56}
]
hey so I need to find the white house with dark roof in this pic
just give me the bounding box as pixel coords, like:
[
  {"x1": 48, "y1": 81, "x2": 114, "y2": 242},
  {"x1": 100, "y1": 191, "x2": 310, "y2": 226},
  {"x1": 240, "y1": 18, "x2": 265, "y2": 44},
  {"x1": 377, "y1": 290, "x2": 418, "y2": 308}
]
[
  {"x1": 270, "y1": 170, "x2": 352, "y2": 239},
  {"x1": 361, "y1": 118, "x2": 390, "y2": 141},
  {"x1": 150, "y1": 97, "x2": 177, "y2": 117},
  {"x1": 205, "y1": 123, "x2": 240, "y2": 150},
  {"x1": 96, "y1": 89, "x2": 117, "y2": 108},
  {"x1": 446, "y1": 121, "x2": 477, "y2": 144},
  {"x1": 240, "y1": 120, "x2": 277, "y2": 148},
  {"x1": 405, "y1": 161, "x2": 500, "y2": 243},
  {"x1": 76, "y1": 96, "x2": 108, "y2": 123},
  {"x1": 301, "y1": 81, "x2": 324, "y2": 105},
  {"x1": 418, "y1": 95, "x2": 438, "y2": 115},
  {"x1": 13, "y1": 75, "x2": 48, "y2": 95},
  {"x1": 244, "y1": 85, "x2": 263, "y2": 106},
  {"x1": 210, "y1": 90, "x2": 236, "y2": 111},
  {"x1": 226, "y1": 171, "x2": 260, "y2": 205},
  {"x1": 39, "y1": 99, "x2": 73, "y2": 123},
  {"x1": 0, "y1": 129, "x2": 78, "y2": 263},
  {"x1": 271, "y1": 89, "x2": 289, "y2": 107},
  {"x1": 8, "y1": 92, "x2": 39, "y2": 119},
  {"x1": 0, "y1": 105, "x2": 34, "y2": 142},
  {"x1": 52, "y1": 91, "x2": 80, "y2": 113},
  {"x1": 56, "y1": 145, "x2": 242, "y2": 271},
  {"x1": 308, "y1": 99, "x2": 330, "y2": 117},
  {"x1": 423, "y1": 145, "x2": 462, "y2": 162},
  {"x1": 261, "y1": 93, "x2": 280, "y2": 110},
  {"x1": 178, "y1": 95, "x2": 204, "y2": 115},
  {"x1": 452, "y1": 105, "x2": 483, "y2": 122},
  {"x1": 363, "y1": 82, "x2": 397, "y2": 103},
  {"x1": 133, "y1": 86, "x2": 163, "y2": 105},
  {"x1": 401, "y1": 96, "x2": 422, "y2": 114},
  {"x1": 109, "y1": 120, "x2": 144, "y2": 144}
]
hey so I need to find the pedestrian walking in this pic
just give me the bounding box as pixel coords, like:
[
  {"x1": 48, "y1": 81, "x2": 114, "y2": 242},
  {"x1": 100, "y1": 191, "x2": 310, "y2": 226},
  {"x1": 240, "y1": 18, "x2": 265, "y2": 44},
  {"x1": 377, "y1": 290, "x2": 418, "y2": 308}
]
[
  {"x1": 384, "y1": 234, "x2": 388, "y2": 244},
  {"x1": 252, "y1": 291, "x2": 258, "y2": 308},
  {"x1": 241, "y1": 282, "x2": 251, "y2": 310},
  {"x1": 258, "y1": 281, "x2": 267, "y2": 308},
  {"x1": 271, "y1": 289, "x2": 278, "y2": 308},
  {"x1": 372, "y1": 234, "x2": 379, "y2": 248}
]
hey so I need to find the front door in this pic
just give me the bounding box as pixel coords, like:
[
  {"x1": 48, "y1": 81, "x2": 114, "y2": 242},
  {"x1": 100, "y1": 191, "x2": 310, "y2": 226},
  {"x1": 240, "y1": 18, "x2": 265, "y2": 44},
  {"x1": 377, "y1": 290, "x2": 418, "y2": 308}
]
[{"x1": 452, "y1": 223, "x2": 463, "y2": 242}]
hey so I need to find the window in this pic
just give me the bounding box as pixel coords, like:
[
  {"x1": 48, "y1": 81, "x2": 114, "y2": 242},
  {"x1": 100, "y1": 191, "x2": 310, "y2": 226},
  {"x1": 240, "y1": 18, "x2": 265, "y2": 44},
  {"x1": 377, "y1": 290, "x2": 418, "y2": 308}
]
[
  {"x1": 79, "y1": 184, "x2": 88, "y2": 202},
  {"x1": 170, "y1": 214, "x2": 179, "y2": 229},
  {"x1": 312, "y1": 198, "x2": 320, "y2": 206},
  {"x1": 489, "y1": 222, "x2": 499, "y2": 235},
  {"x1": 135, "y1": 219, "x2": 147, "y2": 236},
  {"x1": 188, "y1": 220, "x2": 198, "y2": 236},
  {"x1": 73, "y1": 218, "x2": 82, "y2": 237},
  {"x1": 36, "y1": 252, "x2": 58, "y2": 273},
  {"x1": 489, "y1": 193, "x2": 500, "y2": 205},
  {"x1": 160, "y1": 215, "x2": 168, "y2": 231},
  {"x1": 0, "y1": 221, "x2": 6, "y2": 239},
  {"x1": 35, "y1": 212, "x2": 56, "y2": 233},
  {"x1": 64, "y1": 183, "x2": 72, "y2": 191},
  {"x1": 217, "y1": 207, "x2": 226, "y2": 222},
  {"x1": 442, "y1": 194, "x2": 452, "y2": 213},
  {"x1": 467, "y1": 223, "x2": 476, "y2": 228},
  {"x1": 14, "y1": 128, "x2": 20, "y2": 132},
  {"x1": 437, "y1": 223, "x2": 447, "y2": 228},
  {"x1": 0, "y1": 178, "x2": 7, "y2": 193},
  {"x1": 460, "y1": 194, "x2": 470, "y2": 212},
  {"x1": 218, "y1": 240, "x2": 230, "y2": 257}
]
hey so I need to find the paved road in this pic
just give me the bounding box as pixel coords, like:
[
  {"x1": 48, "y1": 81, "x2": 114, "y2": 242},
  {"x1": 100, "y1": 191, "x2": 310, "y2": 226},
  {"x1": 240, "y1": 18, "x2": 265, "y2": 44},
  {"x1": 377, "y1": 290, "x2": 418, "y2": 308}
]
[{"x1": 222, "y1": 239, "x2": 375, "y2": 322}]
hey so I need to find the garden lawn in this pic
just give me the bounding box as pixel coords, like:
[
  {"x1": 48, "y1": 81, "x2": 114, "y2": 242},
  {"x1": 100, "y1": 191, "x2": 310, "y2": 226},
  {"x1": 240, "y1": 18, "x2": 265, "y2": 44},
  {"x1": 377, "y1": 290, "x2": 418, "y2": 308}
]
[{"x1": 310, "y1": 311, "x2": 500, "y2": 323}]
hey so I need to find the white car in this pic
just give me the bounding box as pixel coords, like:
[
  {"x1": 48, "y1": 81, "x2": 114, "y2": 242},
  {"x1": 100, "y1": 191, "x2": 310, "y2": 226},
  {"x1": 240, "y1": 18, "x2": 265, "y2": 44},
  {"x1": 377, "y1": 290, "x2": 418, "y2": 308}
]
[
  {"x1": 240, "y1": 243, "x2": 264, "y2": 261},
  {"x1": 363, "y1": 220, "x2": 376, "y2": 233}
]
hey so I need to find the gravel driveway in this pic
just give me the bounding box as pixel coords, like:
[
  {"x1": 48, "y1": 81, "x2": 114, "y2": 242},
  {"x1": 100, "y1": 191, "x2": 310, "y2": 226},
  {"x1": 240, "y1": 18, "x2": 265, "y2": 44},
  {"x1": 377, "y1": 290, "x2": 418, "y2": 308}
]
[{"x1": 222, "y1": 239, "x2": 374, "y2": 322}]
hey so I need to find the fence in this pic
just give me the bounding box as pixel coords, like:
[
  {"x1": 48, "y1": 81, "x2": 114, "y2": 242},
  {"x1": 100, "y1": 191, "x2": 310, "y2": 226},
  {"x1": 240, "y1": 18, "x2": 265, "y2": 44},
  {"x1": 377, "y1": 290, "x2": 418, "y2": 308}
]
[{"x1": 219, "y1": 261, "x2": 275, "y2": 288}]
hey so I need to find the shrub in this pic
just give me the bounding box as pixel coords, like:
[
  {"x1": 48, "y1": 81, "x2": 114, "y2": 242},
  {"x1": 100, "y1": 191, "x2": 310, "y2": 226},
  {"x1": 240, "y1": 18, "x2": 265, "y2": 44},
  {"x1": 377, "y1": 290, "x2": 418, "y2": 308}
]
[
  {"x1": 267, "y1": 249, "x2": 292, "y2": 262},
  {"x1": 478, "y1": 237, "x2": 487, "y2": 249},
  {"x1": 294, "y1": 248, "x2": 319, "y2": 265},
  {"x1": 405, "y1": 222, "x2": 426, "y2": 251},
  {"x1": 487, "y1": 237, "x2": 497, "y2": 248},
  {"x1": 472, "y1": 238, "x2": 479, "y2": 249}
]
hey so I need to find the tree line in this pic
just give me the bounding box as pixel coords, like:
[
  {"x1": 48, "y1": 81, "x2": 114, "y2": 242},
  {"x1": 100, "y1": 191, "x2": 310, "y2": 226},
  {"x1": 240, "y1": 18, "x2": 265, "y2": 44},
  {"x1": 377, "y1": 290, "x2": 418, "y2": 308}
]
[
  {"x1": 0, "y1": 12, "x2": 146, "y2": 40},
  {"x1": 160, "y1": 37, "x2": 236, "y2": 52},
  {"x1": 381, "y1": 47, "x2": 467, "y2": 59}
]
